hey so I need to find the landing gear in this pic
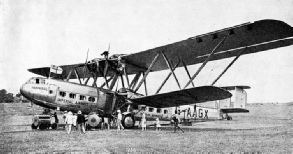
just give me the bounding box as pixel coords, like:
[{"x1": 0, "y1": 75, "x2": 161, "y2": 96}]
[
  {"x1": 224, "y1": 113, "x2": 233, "y2": 120},
  {"x1": 86, "y1": 113, "x2": 102, "y2": 130},
  {"x1": 122, "y1": 114, "x2": 135, "y2": 129}
]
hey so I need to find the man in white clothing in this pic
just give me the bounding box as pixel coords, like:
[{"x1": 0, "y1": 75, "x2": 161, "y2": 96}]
[{"x1": 117, "y1": 110, "x2": 124, "y2": 130}]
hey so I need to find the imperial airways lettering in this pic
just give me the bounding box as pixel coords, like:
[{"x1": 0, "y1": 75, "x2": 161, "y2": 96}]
[
  {"x1": 32, "y1": 86, "x2": 47, "y2": 91},
  {"x1": 57, "y1": 98, "x2": 72, "y2": 104}
]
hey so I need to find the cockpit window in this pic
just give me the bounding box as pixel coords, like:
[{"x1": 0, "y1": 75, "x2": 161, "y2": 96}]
[{"x1": 26, "y1": 78, "x2": 45, "y2": 84}]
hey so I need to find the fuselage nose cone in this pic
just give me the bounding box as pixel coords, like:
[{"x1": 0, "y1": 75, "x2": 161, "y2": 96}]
[{"x1": 20, "y1": 84, "x2": 30, "y2": 98}]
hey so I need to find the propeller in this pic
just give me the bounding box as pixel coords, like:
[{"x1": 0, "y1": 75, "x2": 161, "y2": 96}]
[{"x1": 82, "y1": 49, "x2": 90, "y2": 81}]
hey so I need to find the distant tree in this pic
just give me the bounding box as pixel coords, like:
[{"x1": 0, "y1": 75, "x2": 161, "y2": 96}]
[
  {"x1": 15, "y1": 93, "x2": 21, "y2": 97},
  {"x1": 0, "y1": 89, "x2": 15, "y2": 103}
]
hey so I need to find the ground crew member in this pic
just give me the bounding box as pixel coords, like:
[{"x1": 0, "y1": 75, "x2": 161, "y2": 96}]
[
  {"x1": 77, "y1": 110, "x2": 86, "y2": 133},
  {"x1": 173, "y1": 111, "x2": 184, "y2": 133},
  {"x1": 65, "y1": 111, "x2": 74, "y2": 134},
  {"x1": 117, "y1": 110, "x2": 124, "y2": 130}
]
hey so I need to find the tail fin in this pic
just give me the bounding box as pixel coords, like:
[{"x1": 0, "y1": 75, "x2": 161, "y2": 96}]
[{"x1": 219, "y1": 86, "x2": 250, "y2": 113}]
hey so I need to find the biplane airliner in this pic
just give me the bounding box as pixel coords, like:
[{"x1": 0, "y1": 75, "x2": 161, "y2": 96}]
[{"x1": 20, "y1": 19, "x2": 293, "y2": 129}]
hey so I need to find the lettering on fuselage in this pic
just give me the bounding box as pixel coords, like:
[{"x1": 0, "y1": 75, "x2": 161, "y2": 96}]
[
  {"x1": 57, "y1": 98, "x2": 73, "y2": 104},
  {"x1": 32, "y1": 86, "x2": 48, "y2": 91}
]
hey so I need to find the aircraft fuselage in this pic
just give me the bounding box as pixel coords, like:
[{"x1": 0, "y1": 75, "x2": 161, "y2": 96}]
[{"x1": 20, "y1": 77, "x2": 115, "y2": 116}]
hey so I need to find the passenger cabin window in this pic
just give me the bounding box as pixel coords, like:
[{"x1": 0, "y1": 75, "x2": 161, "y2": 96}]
[
  {"x1": 80, "y1": 95, "x2": 85, "y2": 100},
  {"x1": 88, "y1": 97, "x2": 95, "y2": 102},
  {"x1": 148, "y1": 107, "x2": 154, "y2": 112},
  {"x1": 69, "y1": 93, "x2": 76, "y2": 99},
  {"x1": 141, "y1": 106, "x2": 146, "y2": 111},
  {"x1": 59, "y1": 91, "x2": 66, "y2": 97},
  {"x1": 164, "y1": 110, "x2": 168, "y2": 114},
  {"x1": 157, "y1": 108, "x2": 161, "y2": 113},
  {"x1": 36, "y1": 78, "x2": 39, "y2": 84}
]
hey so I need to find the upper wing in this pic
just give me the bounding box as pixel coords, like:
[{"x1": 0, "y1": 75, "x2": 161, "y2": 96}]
[
  {"x1": 129, "y1": 86, "x2": 232, "y2": 108},
  {"x1": 122, "y1": 19, "x2": 293, "y2": 72},
  {"x1": 28, "y1": 20, "x2": 293, "y2": 79}
]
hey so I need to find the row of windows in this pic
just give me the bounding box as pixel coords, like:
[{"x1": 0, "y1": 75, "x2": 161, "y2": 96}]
[
  {"x1": 142, "y1": 107, "x2": 169, "y2": 114},
  {"x1": 58, "y1": 91, "x2": 96, "y2": 102}
]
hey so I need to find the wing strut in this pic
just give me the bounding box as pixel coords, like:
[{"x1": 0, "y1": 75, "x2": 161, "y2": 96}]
[
  {"x1": 211, "y1": 46, "x2": 247, "y2": 86},
  {"x1": 129, "y1": 72, "x2": 141, "y2": 90},
  {"x1": 134, "y1": 53, "x2": 161, "y2": 92},
  {"x1": 155, "y1": 60, "x2": 180, "y2": 94},
  {"x1": 84, "y1": 77, "x2": 90, "y2": 85},
  {"x1": 162, "y1": 52, "x2": 181, "y2": 89},
  {"x1": 66, "y1": 69, "x2": 74, "y2": 81},
  {"x1": 74, "y1": 68, "x2": 82, "y2": 84},
  {"x1": 109, "y1": 74, "x2": 119, "y2": 90},
  {"x1": 183, "y1": 36, "x2": 227, "y2": 89},
  {"x1": 181, "y1": 59, "x2": 195, "y2": 87},
  {"x1": 142, "y1": 72, "x2": 148, "y2": 96}
]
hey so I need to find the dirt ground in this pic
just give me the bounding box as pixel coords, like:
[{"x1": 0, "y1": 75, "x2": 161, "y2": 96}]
[{"x1": 0, "y1": 103, "x2": 292, "y2": 153}]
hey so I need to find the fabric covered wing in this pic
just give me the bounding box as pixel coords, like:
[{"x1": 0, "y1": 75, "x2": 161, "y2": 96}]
[
  {"x1": 122, "y1": 20, "x2": 293, "y2": 72},
  {"x1": 28, "y1": 20, "x2": 293, "y2": 79},
  {"x1": 130, "y1": 86, "x2": 232, "y2": 108}
]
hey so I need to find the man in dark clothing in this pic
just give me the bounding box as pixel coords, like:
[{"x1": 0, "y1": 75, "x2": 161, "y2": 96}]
[
  {"x1": 173, "y1": 111, "x2": 184, "y2": 133},
  {"x1": 53, "y1": 111, "x2": 59, "y2": 124},
  {"x1": 77, "y1": 110, "x2": 86, "y2": 133}
]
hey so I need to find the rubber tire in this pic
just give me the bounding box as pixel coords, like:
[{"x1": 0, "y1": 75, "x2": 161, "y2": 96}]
[
  {"x1": 122, "y1": 115, "x2": 135, "y2": 129},
  {"x1": 31, "y1": 123, "x2": 38, "y2": 129},
  {"x1": 39, "y1": 123, "x2": 47, "y2": 130},
  {"x1": 51, "y1": 123, "x2": 57, "y2": 130}
]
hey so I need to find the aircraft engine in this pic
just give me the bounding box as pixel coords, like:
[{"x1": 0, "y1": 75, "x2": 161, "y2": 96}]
[{"x1": 87, "y1": 114, "x2": 101, "y2": 128}]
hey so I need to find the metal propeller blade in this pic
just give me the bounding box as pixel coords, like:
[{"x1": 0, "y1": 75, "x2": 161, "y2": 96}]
[{"x1": 82, "y1": 49, "x2": 89, "y2": 81}]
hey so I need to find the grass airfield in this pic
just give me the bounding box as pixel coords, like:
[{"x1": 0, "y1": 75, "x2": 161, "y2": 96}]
[{"x1": 0, "y1": 103, "x2": 292, "y2": 153}]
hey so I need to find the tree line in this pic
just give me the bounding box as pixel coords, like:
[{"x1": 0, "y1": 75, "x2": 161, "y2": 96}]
[{"x1": 0, "y1": 89, "x2": 29, "y2": 103}]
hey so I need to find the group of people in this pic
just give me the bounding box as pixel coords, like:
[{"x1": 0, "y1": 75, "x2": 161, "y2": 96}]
[
  {"x1": 61, "y1": 109, "x2": 184, "y2": 133},
  {"x1": 140, "y1": 111, "x2": 162, "y2": 131},
  {"x1": 63, "y1": 110, "x2": 86, "y2": 134}
]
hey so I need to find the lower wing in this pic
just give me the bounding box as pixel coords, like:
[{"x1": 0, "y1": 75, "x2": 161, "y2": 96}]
[{"x1": 130, "y1": 86, "x2": 232, "y2": 108}]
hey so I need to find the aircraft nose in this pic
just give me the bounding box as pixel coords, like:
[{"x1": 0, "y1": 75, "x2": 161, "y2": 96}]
[{"x1": 20, "y1": 84, "x2": 31, "y2": 99}]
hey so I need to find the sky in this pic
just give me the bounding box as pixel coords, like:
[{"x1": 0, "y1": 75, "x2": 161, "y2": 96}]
[{"x1": 1, "y1": 0, "x2": 293, "y2": 103}]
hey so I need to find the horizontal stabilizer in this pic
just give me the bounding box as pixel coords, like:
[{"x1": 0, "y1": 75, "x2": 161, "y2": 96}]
[
  {"x1": 221, "y1": 108, "x2": 249, "y2": 113},
  {"x1": 130, "y1": 86, "x2": 232, "y2": 108}
]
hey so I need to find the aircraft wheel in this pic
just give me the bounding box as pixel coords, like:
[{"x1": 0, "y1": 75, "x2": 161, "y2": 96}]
[
  {"x1": 31, "y1": 123, "x2": 38, "y2": 129},
  {"x1": 122, "y1": 115, "x2": 135, "y2": 129},
  {"x1": 39, "y1": 123, "x2": 47, "y2": 130},
  {"x1": 51, "y1": 123, "x2": 57, "y2": 130},
  {"x1": 87, "y1": 114, "x2": 101, "y2": 128}
]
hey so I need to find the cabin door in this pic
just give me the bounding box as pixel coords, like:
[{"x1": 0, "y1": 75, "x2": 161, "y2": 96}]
[{"x1": 47, "y1": 84, "x2": 59, "y2": 103}]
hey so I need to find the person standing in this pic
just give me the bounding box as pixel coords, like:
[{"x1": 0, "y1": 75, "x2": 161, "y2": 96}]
[
  {"x1": 77, "y1": 110, "x2": 86, "y2": 133},
  {"x1": 173, "y1": 111, "x2": 184, "y2": 133},
  {"x1": 141, "y1": 111, "x2": 146, "y2": 131},
  {"x1": 65, "y1": 111, "x2": 74, "y2": 134},
  {"x1": 117, "y1": 110, "x2": 124, "y2": 130},
  {"x1": 155, "y1": 117, "x2": 161, "y2": 131},
  {"x1": 72, "y1": 113, "x2": 77, "y2": 131},
  {"x1": 53, "y1": 111, "x2": 59, "y2": 124},
  {"x1": 63, "y1": 111, "x2": 68, "y2": 131}
]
